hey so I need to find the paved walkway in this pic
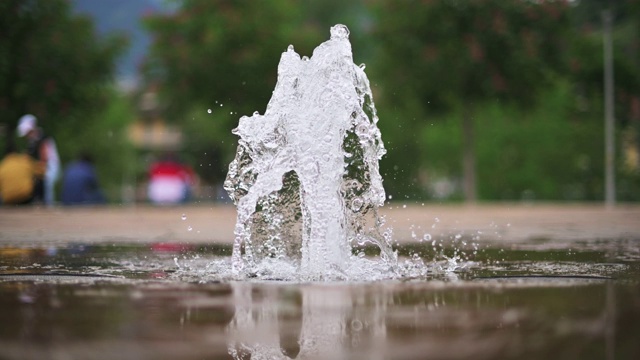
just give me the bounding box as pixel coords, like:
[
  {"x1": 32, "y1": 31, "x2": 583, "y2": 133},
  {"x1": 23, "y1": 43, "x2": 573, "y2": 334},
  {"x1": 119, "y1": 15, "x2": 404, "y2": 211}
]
[{"x1": 1, "y1": 203, "x2": 639, "y2": 247}]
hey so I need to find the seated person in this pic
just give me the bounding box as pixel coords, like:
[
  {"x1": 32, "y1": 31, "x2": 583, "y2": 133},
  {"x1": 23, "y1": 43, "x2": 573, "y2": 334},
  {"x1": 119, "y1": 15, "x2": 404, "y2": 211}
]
[
  {"x1": 0, "y1": 142, "x2": 44, "y2": 205},
  {"x1": 61, "y1": 153, "x2": 106, "y2": 205}
]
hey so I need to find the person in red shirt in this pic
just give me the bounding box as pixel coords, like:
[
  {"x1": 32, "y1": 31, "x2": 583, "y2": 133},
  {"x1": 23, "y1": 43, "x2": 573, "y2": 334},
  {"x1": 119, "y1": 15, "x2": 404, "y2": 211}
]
[{"x1": 147, "y1": 153, "x2": 195, "y2": 205}]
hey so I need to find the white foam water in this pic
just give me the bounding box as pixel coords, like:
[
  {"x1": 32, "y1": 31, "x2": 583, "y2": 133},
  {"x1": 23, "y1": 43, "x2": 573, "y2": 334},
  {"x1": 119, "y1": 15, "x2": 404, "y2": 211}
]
[{"x1": 224, "y1": 25, "x2": 397, "y2": 280}]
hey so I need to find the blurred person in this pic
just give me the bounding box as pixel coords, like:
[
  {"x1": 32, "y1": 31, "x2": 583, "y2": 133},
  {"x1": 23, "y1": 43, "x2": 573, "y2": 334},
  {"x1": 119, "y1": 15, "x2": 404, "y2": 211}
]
[
  {"x1": 61, "y1": 153, "x2": 106, "y2": 205},
  {"x1": 17, "y1": 114, "x2": 60, "y2": 205},
  {"x1": 147, "y1": 153, "x2": 195, "y2": 205},
  {"x1": 0, "y1": 141, "x2": 44, "y2": 205}
]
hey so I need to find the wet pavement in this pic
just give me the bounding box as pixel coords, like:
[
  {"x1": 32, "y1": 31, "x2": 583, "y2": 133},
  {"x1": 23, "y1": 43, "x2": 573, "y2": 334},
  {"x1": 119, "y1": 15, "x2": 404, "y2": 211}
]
[
  {"x1": 1, "y1": 203, "x2": 639, "y2": 245},
  {"x1": 1, "y1": 204, "x2": 639, "y2": 359}
]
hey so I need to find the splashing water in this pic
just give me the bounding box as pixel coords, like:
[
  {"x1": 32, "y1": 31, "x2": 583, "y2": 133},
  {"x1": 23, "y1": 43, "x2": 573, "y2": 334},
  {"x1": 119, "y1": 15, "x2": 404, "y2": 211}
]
[{"x1": 224, "y1": 25, "x2": 397, "y2": 280}]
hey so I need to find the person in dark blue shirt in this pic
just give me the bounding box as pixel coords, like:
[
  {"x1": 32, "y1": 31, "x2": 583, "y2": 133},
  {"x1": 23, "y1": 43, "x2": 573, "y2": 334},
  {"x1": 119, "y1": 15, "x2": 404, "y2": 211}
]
[{"x1": 61, "y1": 153, "x2": 105, "y2": 205}]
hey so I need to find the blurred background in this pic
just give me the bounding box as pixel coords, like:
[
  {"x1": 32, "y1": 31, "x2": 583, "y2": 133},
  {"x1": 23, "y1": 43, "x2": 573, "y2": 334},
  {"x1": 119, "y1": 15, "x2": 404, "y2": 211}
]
[{"x1": 0, "y1": 0, "x2": 638, "y2": 205}]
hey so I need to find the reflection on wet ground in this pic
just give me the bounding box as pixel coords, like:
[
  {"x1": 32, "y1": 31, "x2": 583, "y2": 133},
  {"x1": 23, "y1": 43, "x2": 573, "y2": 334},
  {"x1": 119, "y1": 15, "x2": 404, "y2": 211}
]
[{"x1": 1, "y1": 239, "x2": 639, "y2": 360}]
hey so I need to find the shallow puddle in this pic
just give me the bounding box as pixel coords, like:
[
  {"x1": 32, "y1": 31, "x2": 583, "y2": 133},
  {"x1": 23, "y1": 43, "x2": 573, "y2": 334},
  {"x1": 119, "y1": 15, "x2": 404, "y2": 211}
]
[{"x1": 1, "y1": 239, "x2": 639, "y2": 359}]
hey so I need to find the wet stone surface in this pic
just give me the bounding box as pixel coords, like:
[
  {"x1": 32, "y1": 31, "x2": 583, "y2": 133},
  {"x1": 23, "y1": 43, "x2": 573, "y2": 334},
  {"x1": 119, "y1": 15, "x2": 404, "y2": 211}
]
[{"x1": 1, "y1": 239, "x2": 639, "y2": 360}]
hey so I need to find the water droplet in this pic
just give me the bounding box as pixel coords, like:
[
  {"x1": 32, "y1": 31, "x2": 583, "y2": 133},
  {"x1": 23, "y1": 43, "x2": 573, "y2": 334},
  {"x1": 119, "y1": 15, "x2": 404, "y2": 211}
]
[
  {"x1": 355, "y1": 123, "x2": 369, "y2": 138},
  {"x1": 302, "y1": 56, "x2": 309, "y2": 61},
  {"x1": 187, "y1": 226, "x2": 193, "y2": 232},
  {"x1": 351, "y1": 197, "x2": 364, "y2": 212},
  {"x1": 181, "y1": 214, "x2": 187, "y2": 221},
  {"x1": 359, "y1": 63, "x2": 366, "y2": 70},
  {"x1": 207, "y1": 109, "x2": 212, "y2": 114},
  {"x1": 402, "y1": 204, "x2": 407, "y2": 209},
  {"x1": 287, "y1": 44, "x2": 294, "y2": 51},
  {"x1": 253, "y1": 111, "x2": 259, "y2": 116},
  {"x1": 330, "y1": 24, "x2": 350, "y2": 40}
]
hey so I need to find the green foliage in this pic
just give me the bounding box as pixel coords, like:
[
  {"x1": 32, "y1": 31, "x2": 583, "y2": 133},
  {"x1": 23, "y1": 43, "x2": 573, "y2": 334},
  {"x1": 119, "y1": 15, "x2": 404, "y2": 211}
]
[
  {"x1": 420, "y1": 79, "x2": 640, "y2": 202},
  {"x1": 0, "y1": 0, "x2": 126, "y2": 134},
  {"x1": 378, "y1": 78, "x2": 640, "y2": 203},
  {"x1": 57, "y1": 90, "x2": 137, "y2": 202},
  {"x1": 179, "y1": 106, "x2": 234, "y2": 184},
  {"x1": 370, "y1": 0, "x2": 574, "y2": 200},
  {"x1": 563, "y1": 1, "x2": 640, "y2": 202},
  {"x1": 474, "y1": 82, "x2": 604, "y2": 201},
  {"x1": 372, "y1": 0, "x2": 571, "y2": 108},
  {"x1": 143, "y1": 0, "x2": 373, "y2": 116},
  {"x1": 568, "y1": 1, "x2": 640, "y2": 128},
  {"x1": 143, "y1": 0, "x2": 309, "y2": 117}
]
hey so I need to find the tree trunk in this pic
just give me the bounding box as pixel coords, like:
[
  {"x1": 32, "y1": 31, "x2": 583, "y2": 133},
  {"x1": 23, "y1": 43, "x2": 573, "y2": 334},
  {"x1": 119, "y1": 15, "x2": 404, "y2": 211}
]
[{"x1": 462, "y1": 102, "x2": 477, "y2": 202}]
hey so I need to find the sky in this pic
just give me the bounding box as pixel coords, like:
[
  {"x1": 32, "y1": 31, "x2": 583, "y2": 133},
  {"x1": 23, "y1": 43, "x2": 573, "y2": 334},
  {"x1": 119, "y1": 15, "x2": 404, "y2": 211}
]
[{"x1": 71, "y1": 0, "x2": 175, "y2": 89}]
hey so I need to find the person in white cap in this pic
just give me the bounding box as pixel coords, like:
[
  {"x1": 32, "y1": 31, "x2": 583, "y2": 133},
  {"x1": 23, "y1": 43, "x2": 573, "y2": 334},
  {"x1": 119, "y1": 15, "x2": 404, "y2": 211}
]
[{"x1": 17, "y1": 114, "x2": 60, "y2": 205}]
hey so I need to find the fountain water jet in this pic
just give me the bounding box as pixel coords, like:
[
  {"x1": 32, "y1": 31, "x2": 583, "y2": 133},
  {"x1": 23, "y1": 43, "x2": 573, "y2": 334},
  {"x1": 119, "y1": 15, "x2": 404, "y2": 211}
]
[{"x1": 224, "y1": 25, "x2": 396, "y2": 279}]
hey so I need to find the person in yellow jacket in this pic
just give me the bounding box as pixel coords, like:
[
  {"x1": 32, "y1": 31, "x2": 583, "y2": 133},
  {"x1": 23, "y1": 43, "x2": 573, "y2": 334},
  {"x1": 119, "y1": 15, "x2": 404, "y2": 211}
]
[{"x1": 0, "y1": 142, "x2": 44, "y2": 205}]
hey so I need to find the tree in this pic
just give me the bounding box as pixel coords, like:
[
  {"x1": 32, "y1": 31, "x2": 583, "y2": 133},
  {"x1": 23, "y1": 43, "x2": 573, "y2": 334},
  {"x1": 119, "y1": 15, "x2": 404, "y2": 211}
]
[
  {"x1": 0, "y1": 0, "x2": 125, "y2": 137},
  {"x1": 371, "y1": 0, "x2": 572, "y2": 201}
]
